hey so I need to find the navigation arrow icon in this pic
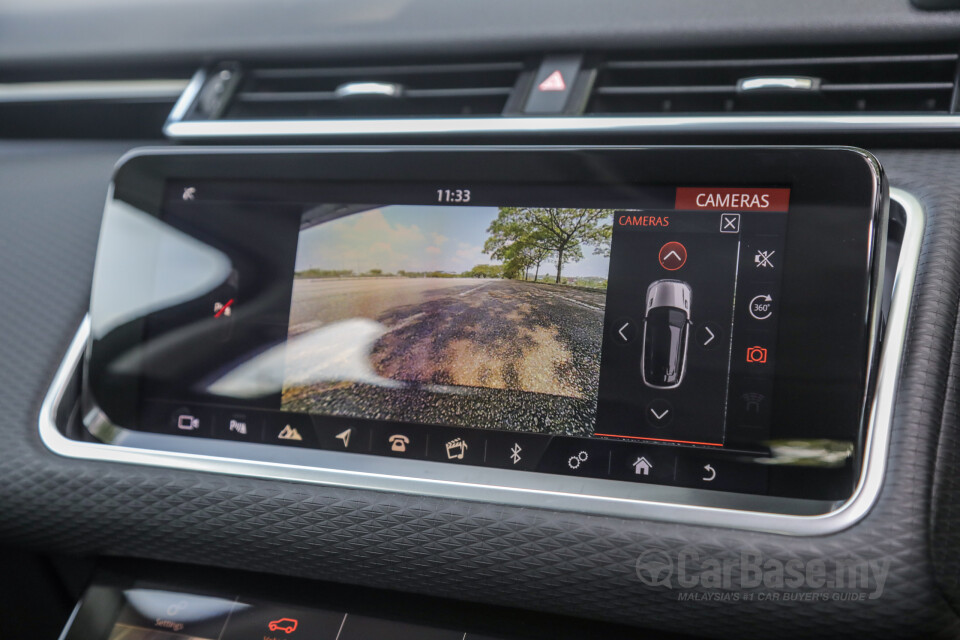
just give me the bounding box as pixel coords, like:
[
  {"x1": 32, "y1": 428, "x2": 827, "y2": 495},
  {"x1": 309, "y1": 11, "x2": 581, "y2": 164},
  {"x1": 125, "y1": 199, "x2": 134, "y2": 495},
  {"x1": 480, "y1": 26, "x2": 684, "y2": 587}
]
[
  {"x1": 703, "y1": 326, "x2": 715, "y2": 346},
  {"x1": 335, "y1": 428, "x2": 352, "y2": 448},
  {"x1": 612, "y1": 318, "x2": 638, "y2": 344},
  {"x1": 658, "y1": 241, "x2": 688, "y2": 271},
  {"x1": 646, "y1": 399, "x2": 674, "y2": 427},
  {"x1": 696, "y1": 322, "x2": 722, "y2": 350}
]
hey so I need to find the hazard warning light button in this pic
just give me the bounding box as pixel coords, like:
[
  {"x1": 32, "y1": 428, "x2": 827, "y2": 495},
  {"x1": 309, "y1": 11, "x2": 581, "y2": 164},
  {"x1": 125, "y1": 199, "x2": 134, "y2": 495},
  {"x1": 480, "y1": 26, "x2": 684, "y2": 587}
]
[{"x1": 523, "y1": 55, "x2": 582, "y2": 114}]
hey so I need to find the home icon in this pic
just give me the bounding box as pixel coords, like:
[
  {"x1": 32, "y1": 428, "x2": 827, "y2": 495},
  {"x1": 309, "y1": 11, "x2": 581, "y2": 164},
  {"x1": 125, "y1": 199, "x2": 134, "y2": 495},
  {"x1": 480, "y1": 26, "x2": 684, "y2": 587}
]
[{"x1": 633, "y1": 456, "x2": 653, "y2": 476}]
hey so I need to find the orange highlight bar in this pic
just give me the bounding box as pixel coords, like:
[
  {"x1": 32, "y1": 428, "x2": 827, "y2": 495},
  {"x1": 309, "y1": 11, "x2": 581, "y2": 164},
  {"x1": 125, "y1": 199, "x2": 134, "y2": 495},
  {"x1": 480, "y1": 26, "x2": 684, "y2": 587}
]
[{"x1": 593, "y1": 433, "x2": 723, "y2": 447}]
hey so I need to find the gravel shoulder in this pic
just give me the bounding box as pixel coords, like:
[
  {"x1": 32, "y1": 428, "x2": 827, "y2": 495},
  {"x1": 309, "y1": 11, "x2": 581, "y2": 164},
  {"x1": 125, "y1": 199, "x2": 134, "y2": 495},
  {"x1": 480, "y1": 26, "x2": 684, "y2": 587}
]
[{"x1": 282, "y1": 278, "x2": 605, "y2": 436}]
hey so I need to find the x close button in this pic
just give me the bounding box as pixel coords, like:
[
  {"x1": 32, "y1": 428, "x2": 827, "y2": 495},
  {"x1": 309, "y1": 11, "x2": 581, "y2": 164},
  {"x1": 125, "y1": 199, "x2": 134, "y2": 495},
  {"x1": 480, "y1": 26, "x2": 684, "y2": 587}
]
[{"x1": 720, "y1": 213, "x2": 741, "y2": 233}]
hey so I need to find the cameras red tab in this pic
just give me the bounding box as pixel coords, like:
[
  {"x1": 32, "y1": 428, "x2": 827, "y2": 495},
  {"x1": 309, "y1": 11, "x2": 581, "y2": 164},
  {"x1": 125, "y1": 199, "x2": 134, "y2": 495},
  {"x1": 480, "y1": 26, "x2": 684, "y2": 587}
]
[{"x1": 675, "y1": 188, "x2": 790, "y2": 212}]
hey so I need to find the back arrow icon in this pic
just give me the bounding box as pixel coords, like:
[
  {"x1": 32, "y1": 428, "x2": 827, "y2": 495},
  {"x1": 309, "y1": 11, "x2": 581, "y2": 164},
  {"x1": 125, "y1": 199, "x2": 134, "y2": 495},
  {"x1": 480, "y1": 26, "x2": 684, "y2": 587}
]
[
  {"x1": 618, "y1": 322, "x2": 630, "y2": 341},
  {"x1": 702, "y1": 464, "x2": 716, "y2": 482}
]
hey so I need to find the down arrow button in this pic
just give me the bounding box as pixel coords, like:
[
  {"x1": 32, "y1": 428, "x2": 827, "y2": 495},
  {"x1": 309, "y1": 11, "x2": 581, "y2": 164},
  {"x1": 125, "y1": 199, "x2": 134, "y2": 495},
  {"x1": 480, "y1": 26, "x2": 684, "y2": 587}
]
[{"x1": 646, "y1": 399, "x2": 674, "y2": 427}]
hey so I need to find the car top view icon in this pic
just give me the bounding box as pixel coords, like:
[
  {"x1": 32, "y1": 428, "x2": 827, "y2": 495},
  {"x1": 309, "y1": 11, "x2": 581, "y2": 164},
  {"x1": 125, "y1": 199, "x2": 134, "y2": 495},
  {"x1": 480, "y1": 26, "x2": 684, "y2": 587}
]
[{"x1": 642, "y1": 279, "x2": 692, "y2": 389}]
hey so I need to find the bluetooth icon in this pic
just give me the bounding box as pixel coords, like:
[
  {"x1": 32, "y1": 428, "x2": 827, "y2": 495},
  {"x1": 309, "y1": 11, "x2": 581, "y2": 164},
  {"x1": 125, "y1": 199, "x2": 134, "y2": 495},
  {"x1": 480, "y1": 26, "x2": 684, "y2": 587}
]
[{"x1": 510, "y1": 443, "x2": 522, "y2": 465}]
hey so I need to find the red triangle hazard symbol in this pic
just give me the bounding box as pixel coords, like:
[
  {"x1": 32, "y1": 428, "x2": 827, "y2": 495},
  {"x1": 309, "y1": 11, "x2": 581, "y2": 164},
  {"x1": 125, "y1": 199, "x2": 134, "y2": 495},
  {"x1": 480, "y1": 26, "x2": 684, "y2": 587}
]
[{"x1": 538, "y1": 70, "x2": 566, "y2": 92}]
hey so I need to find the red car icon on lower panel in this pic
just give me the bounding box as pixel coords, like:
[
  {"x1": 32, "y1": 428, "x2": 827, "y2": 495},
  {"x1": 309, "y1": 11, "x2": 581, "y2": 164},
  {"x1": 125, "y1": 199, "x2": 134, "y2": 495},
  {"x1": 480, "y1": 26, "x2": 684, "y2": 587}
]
[{"x1": 268, "y1": 618, "x2": 299, "y2": 634}]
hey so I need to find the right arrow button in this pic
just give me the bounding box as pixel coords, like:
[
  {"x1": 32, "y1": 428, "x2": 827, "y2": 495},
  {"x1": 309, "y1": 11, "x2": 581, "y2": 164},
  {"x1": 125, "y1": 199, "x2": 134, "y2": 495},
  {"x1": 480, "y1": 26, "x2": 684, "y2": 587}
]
[{"x1": 695, "y1": 321, "x2": 723, "y2": 350}]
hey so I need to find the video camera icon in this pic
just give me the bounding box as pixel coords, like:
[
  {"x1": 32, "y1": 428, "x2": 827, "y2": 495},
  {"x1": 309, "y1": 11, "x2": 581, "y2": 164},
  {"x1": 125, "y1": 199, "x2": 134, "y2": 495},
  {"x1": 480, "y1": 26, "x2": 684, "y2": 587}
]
[{"x1": 177, "y1": 414, "x2": 200, "y2": 431}]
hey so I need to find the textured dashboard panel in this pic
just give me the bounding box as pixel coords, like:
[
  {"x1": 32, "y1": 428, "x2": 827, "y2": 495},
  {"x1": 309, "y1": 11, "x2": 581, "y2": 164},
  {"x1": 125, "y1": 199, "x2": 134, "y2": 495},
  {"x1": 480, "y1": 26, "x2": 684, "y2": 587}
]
[
  {"x1": 0, "y1": 1, "x2": 959, "y2": 66},
  {"x1": 1, "y1": 143, "x2": 960, "y2": 638}
]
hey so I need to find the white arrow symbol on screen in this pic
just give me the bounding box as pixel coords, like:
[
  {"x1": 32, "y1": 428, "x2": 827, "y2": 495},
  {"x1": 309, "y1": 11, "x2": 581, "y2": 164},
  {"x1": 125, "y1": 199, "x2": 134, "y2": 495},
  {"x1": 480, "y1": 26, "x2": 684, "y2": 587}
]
[
  {"x1": 703, "y1": 327, "x2": 716, "y2": 345},
  {"x1": 618, "y1": 322, "x2": 630, "y2": 341},
  {"x1": 650, "y1": 408, "x2": 670, "y2": 420},
  {"x1": 664, "y1": 250, "x2": 681, "y2": 262}
]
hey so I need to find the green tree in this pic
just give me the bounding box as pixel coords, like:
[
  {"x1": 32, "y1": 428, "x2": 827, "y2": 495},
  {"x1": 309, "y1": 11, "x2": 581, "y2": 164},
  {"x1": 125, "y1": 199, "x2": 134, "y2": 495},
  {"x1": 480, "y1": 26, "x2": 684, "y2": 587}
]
[
  {"x1": 485, "y1": 208, "x2": 610, "y2": 283},
  {"x1": 465, "y1": 264, "x2": 504, "y2": 279},
  {"x1": 484, "y1": 227, "x2": 554, "y2": 282}
]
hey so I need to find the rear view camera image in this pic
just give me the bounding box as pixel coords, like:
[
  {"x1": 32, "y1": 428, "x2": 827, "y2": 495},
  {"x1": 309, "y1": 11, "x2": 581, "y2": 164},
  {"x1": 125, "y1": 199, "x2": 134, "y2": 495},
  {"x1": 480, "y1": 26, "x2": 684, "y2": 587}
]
[{"x1": 281, "y1": 204, "x2": 613, "y2": 435}]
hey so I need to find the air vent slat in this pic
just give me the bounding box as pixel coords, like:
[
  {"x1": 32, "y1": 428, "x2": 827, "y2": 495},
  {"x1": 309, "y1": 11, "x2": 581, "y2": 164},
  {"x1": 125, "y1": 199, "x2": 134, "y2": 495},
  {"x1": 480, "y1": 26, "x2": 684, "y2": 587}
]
[
  {"x1": 235, "y1": 87, "x2": 515, "y2": 103},
  {"x1": 594, "y1": 85, "x2": 734, "y2": 95},
  {"x1": 604, "y1": 53, "x2": 959, "y2": 70},
  {"x1": 212, "y1": 59, "x2": 526, "y2": 119},
  {"x1": 250, "y1": 61, "x2": 525, "y2": 79},
  {"x1": 588, "y1": 46, "x2": 960, "y2": 115},
  {"x1": 821, "y1": 82, "x2": 954, "y2": 92}
]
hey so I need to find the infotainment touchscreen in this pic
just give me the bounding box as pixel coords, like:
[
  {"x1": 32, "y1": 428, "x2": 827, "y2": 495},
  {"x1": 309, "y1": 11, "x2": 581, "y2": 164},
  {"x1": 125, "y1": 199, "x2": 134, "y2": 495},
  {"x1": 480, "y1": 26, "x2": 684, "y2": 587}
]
[
  {"x1": 83, "y1": 148, "x2": 885, "y2": 508},
  {"x1": 272, "y1": 189, "x2": 788, "y2": 451}
]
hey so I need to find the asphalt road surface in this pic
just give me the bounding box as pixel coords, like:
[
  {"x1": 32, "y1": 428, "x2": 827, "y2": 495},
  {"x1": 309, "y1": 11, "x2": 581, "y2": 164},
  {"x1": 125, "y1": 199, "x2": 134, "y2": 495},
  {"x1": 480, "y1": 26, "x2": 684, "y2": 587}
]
[{"x1": 282, "y1": 277, "x2": 605, "y2": 435}]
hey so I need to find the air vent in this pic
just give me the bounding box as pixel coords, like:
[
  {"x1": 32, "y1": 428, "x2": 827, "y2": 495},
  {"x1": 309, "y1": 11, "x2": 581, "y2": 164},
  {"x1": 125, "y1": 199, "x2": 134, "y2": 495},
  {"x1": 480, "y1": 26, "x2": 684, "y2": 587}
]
[
  {"x1": 189, "y1": 60, "x2": 528, "y2": 121},
  {"x1": 587, "y1": 48, "x2": 960, "y2": 114}
]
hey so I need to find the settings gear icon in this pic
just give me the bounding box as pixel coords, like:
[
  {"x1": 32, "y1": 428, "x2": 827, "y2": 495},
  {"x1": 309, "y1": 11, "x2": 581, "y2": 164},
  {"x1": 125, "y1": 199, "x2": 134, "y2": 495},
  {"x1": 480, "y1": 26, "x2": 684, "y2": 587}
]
[{"x1": 568, "y1": 451, "x2": 589, "y2": 470}]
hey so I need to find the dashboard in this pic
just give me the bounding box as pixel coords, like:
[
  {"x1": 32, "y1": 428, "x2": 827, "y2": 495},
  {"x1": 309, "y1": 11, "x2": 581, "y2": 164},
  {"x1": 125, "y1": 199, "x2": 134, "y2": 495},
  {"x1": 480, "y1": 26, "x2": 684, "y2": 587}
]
[{"x1": 2, "y1": 2, "x2": 960, "y2": 640}]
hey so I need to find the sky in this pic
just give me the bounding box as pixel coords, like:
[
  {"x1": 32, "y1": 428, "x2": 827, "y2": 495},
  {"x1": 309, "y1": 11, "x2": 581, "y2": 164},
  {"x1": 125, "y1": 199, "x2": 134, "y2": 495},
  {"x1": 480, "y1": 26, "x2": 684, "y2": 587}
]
[{"x1": 294, "y1": 205, "x2": 612, "y2": 278}]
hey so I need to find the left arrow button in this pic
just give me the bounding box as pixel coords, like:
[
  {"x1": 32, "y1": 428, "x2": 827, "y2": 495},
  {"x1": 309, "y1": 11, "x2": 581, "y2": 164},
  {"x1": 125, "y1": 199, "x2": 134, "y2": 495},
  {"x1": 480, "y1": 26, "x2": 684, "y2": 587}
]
[{"x1": 611, "y1": 317, "x2": 638, "y2": 344}]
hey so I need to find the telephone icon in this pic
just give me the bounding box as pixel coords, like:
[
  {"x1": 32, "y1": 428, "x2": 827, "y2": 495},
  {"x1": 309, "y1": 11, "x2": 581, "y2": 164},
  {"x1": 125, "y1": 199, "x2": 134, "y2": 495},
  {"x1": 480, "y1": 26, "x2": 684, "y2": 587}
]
[{"x1": 389, "y1": 434, "x2": 410, "y2": 452}]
